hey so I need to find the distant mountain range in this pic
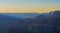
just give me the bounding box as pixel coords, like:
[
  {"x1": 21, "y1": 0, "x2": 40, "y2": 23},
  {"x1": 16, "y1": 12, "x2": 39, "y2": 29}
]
[
  {"x1": 1, "y1": 13, "x2": 40, "y2": 18},
  {"x1": 0, "y1": 13, "x2": 40, "y2": 32},
  {"x1": 0, "y1": 10, "x2": 60, "y2": 33},
  {"x1": 0, "y1": 14, "x2": 24, "y2": 32}
]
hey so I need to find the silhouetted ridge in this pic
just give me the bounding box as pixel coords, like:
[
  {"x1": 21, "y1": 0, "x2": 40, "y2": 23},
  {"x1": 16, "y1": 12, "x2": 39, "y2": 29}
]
[
  {"x1": 0, "y1": 14, "x2": 24, "y2": 33},
  {"x1": 0, "y1": 10, "x2": 60, "y2": 33}
]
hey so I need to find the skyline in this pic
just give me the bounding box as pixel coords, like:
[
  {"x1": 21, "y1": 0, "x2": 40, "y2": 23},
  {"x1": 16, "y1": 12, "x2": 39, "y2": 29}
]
[{"x1": 0, "y1": 0, "x2": 60, "y2": 13}]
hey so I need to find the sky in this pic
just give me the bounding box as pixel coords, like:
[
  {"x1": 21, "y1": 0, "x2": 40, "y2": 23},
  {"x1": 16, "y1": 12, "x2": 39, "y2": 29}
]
[{"x1": 0, "y1": 0, "x2": 60, "y2": 13}]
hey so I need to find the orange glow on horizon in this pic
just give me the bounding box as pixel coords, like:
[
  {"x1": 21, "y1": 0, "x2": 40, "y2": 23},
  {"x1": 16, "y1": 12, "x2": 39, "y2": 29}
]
[{"x1": 0, "y1": 8, "x2": 60, "y2": 13}]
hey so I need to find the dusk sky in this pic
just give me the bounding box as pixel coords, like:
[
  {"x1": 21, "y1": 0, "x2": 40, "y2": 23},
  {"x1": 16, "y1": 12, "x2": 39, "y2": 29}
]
[{"x1": 0, "y1": 0, "x2": 60, "y2": 13}]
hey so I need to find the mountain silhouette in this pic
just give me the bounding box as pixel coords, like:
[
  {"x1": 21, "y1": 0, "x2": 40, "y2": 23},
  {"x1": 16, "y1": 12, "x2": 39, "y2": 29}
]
[
  {"x1": 0, "y1": 14, "x2": 23, "y2": 33},
  {"x1": 0, "y1": 10, "x2": 60, "y2": 33}
]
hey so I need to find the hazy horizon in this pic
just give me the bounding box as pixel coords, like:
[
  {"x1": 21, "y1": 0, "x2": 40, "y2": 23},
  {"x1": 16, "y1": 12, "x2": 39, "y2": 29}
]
[{"x1": 0, "y1": 0, "x2": 60, "y2": 13}]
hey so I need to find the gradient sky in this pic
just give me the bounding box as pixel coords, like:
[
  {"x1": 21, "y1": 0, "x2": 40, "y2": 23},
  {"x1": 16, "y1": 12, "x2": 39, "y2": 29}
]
[{"x1": 0, "y1": 0, "x2": 60, "y2": 13}]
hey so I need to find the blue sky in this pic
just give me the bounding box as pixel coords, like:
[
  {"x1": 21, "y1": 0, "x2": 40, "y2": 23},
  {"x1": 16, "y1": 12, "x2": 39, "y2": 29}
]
[{"x1": 0, "y1": 0, "x2": 60, "y2": 13}]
